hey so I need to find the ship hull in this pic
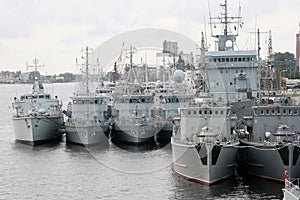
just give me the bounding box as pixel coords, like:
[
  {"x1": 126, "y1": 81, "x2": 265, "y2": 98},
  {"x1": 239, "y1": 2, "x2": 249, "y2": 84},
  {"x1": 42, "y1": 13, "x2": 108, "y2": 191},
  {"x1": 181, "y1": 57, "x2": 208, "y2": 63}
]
[
  {"x1": 171, "y1": 137, "x2": 238, "y2": 185},
  {"x1": 65, "y1": 124, "x2": 109, "y2": 146},
  {"x1": 12, "y1": 116, "x2": 63, "y2": 145},
  {"x1": 237, "y1": 140, "x2": 300, "y2": 182},
  {"x1": 156, "y1": 128, "x2": 172, "y2": 144},
  {"x1": 111, "y1": 122, "x2": 158, "y2": 144}
]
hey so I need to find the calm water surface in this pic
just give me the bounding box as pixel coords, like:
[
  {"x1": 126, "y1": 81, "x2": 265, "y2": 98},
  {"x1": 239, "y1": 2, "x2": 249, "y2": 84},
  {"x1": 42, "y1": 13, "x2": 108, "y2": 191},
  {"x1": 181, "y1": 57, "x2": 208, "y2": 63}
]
[{"x1": 0, "y1": 83, "x2": 284, "y2": 199}]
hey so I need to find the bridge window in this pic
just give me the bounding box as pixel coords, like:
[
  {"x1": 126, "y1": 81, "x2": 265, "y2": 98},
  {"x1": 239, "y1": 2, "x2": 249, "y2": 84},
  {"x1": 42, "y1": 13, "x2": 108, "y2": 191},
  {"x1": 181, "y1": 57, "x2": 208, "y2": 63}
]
[
  {"x1": 294, "y1": 109, "x2": 298, "y2": 115},
  {"x1": 271, "y1": 109, "x2": 275, "y2": 115},
  {"x1": 283, "y1": 109, "x2": 287, "y2": 115},
  {"x1": 260, "y1": 109, "x2": 264, "y2": 115}
]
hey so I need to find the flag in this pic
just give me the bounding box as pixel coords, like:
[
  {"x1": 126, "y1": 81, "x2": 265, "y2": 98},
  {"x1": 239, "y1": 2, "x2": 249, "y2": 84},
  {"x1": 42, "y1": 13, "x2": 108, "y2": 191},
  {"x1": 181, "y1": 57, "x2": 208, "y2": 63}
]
[{"x1": 285, "y1": 167, "x2": 289, "y2": 188}]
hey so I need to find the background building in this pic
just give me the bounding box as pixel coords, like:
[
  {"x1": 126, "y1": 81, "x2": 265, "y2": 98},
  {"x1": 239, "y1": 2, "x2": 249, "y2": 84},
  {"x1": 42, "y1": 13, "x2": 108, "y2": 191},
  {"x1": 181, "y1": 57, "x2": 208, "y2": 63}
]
[{"x1": 296, "y1": 22, "x2": 300, "y2": 72}]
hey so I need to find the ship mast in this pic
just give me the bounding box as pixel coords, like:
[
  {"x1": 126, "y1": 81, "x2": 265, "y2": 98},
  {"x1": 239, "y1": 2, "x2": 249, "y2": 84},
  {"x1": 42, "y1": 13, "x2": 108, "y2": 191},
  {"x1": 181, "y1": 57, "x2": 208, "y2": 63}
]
[
  {"x1": 209, "y1": 0, "x2": 242, "y2": 51},
  {"x1": 83, "y1": 46, "x2": 93, "y2": 94},
  {"x1": 26, "y1": 57, "x2": 44, "y2": 93}
]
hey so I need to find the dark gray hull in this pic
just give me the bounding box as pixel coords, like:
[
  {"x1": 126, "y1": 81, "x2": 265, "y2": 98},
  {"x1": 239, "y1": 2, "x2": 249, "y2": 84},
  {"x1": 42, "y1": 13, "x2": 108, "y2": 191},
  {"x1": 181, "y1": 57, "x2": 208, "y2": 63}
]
[
  {"x1": 237, "y1": 140, "x2": 300, "y2": 182},
  {"x1": 156, "y1": 129, "x2": 172, "y2": 144},
  {"x1": 65, "y1": 124, "x2": 109, "y2": 146},
  {"x1": 111, "y1": 123, "x2": 156, "y2": 144},
  {"x1": 171, "y1": 137, "x2": 238, "y2": 185}
]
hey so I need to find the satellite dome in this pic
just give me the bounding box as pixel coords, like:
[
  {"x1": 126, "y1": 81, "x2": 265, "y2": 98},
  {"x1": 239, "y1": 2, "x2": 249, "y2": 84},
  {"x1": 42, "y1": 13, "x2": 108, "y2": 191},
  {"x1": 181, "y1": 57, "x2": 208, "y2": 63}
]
[{"x1": 173, "y1": 70, "x2": 185, "y2": 83}]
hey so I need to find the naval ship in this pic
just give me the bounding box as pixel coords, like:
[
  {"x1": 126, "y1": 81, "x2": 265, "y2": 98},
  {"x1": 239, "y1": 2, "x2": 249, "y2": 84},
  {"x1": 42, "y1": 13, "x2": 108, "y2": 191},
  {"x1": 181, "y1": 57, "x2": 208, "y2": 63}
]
[
  {"x1": 151, "y1": 70, "x2": 194, "y2": 143},
  {"x1": 236, "y1": 95, "x2": 300, "y2": 182},
  {"x1": 64, "y1": 47, "x2": 110, "y2": 145},
  {"x1": 171, "y1": 97, "x2": 239, "y2": 185},
  {"x1": 171, "y1": 0, "x2": 261, "y2": 185},
  {"x1": 12, "y1": 58, "x2": 63, "y2": 145},
  {"x1": 111, "y1": 71, "x2": 165, "y2": 144}
]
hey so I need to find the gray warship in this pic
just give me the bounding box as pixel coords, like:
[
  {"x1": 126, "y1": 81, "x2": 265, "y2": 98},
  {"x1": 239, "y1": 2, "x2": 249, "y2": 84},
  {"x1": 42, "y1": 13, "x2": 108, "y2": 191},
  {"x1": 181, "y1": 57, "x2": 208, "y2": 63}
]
[
  {"x1": 171, "y1": 97, "x2": 239, "y2": 185},
  {"x1": 12, "y1": 58, "x2": 64, "y2": 145},
  {"x1": 64, "y1": 47, "x2": 110, "y2": 145},
  {"x1": 150, "y1": 71, "x2": 194, "y2": 143},
  {"x1": 171, "y1": 0, "x2": 261, "y2": 185},
  {"x1": 236, "y1": 95, "x2": 300, "y2": 182},
  {"x1": 235, "y1": 27, "x2": 300, "y2": 182}
]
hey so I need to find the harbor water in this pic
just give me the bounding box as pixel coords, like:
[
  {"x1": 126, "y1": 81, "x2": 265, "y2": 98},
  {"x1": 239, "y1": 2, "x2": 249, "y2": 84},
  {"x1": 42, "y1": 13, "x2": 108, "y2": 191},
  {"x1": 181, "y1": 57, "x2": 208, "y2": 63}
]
[{"x1": 0, "y1": 83, "x2": 284, "y2": 199}]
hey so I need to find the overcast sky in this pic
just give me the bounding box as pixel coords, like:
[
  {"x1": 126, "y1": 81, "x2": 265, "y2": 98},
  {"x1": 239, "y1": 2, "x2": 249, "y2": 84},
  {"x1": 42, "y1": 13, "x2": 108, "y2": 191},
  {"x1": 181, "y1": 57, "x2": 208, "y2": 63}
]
[{"x1": 0, "y1": 0, "x2": 299, "y2": 74}]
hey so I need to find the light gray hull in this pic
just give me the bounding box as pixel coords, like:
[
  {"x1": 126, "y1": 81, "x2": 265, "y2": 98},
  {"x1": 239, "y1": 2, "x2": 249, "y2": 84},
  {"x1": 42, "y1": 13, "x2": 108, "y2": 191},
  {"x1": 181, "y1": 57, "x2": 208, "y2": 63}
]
[
  {"x1": 171, "y1": 137, "x2": 238, "y2": 185},
  {"x1": 282, "y1": 183, "x2": 300, "y2": 200},
  {"x1": 65, "y1": 124, "x2": 109, "y2": 145},
  {"x1": 112, "y1": 122, "x2": 158, "y2": 144},
  {"x1": 237, "y1": 141, "x2": 300, "y2": 182},
  {"x1": 12, "y1": 116, "x2": 63, "y2": 145}
]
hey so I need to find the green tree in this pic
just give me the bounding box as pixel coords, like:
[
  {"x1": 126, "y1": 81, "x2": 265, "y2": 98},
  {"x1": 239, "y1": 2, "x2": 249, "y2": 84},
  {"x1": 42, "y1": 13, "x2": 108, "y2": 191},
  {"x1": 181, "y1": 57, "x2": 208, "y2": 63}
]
[{"x1": 273, "y1": 52, "x2": 298, "y2": 79}]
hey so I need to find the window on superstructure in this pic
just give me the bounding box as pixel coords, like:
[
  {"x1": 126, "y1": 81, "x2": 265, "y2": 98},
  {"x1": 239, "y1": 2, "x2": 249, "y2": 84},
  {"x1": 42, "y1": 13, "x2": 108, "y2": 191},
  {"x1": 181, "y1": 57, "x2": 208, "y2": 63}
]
[
  {"x1": 238, "y1": 58, "x2": 242, "y2": 62},
  {"x1": 222, "y1": 58, "x2": 225, "y2": 62},
  {"x1": 242, "y1": 57, "x2": 246, "y2": 61},
  {"x1": 209, "y1": 110, "x2": 212, "y2": 115},
  {"x1": 215, "y1": 110, "x2": 218, "y2": 115},
  {"x1": 277, "y1": 109, "x2": 281, "y2": 114},
  {"x1": 294, "y1": 109, "x2": 298, "y2": 115},
  {"x1": 247, "y1": 57, "x2": 251, "y2": 61},
  {"x1": 283, "y1": 109, "x2": 287, "y2": 115},
  {"x1": 230, "y1": 58, "x2": 233, "y2": 62},
  {"x1": 271, "y1": 109, "x2": 275, "y2": 115},
  {"x1": 213, "y1": 58, "x2": 217, "y2": 62},
  {"x1": 39, "y1": 95, "x2": 44, "y2": 98},
  {"x1": 188, "y1": 111, "x2": 191, "y2": 115},
  {"x1": 226, "y1": 58, "x2": 229, "y2": 62},
  {"x1": 199, "y1": 110, "x2": 202, "y2": 115},
  {"x1": 260, "y1": 109, "x2": 264, "y2": 115},
  {"x1": 220, "y1": 110, "x2": 224, "y2": 115},
  {"x1": 204, "y1": 110, "x2": 207, "y2": 115},
  {"x1": 46, "y1": 95, "x2": 50, "y2": 99},
  {"x1": 218, "y1": 58, "x2": 221, "y2": 62},
  {"x1": 266, "y1": 109, "x2": 270, "y2": 115},
  {"x1": 193, "y1": 111, "x2": 196, "y2": 115},
  {"x1": 288, "y1": 109, "x2": 292, "y2": 115},
  {"x1": 234, "y1": 58, "x2": 237, "y2": 62}
]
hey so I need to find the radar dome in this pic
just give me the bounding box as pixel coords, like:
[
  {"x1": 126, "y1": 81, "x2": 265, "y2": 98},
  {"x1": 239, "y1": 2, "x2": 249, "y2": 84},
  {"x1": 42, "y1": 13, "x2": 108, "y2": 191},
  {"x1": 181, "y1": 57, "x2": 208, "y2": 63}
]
[{"x1": 173, "y1": 70, "x2": 185, "y2": 83}]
